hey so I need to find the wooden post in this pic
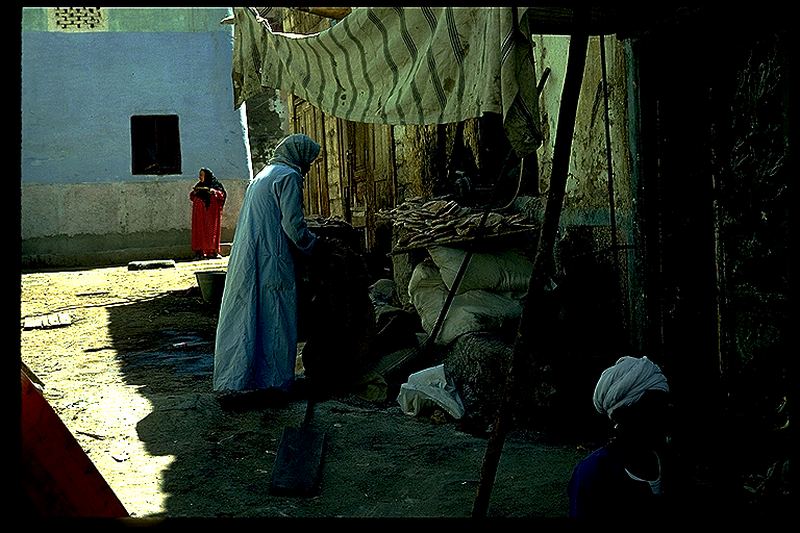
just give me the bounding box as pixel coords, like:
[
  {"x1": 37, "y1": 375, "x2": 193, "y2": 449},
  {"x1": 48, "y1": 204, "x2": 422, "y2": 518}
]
[{"x1": 471, "y1": 29, "x2": 590, "y2": 518}]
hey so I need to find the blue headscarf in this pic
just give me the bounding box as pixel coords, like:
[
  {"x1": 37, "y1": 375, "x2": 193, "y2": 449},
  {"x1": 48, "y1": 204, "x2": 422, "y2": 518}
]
[{"x1": 268, "y1": 134, "x2": 321, "y2": 176}]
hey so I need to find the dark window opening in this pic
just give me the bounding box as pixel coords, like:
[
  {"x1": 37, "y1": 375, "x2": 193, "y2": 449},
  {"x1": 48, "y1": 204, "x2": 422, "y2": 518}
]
[{"x1": 131, "y1": 115, "x2": 182, "y2": 175}]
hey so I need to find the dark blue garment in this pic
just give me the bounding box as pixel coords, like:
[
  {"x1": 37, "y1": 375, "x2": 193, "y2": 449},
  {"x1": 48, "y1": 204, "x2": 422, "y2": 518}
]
[{"x1": 568, "y1": 442, "x2": 667, "y2": 521}]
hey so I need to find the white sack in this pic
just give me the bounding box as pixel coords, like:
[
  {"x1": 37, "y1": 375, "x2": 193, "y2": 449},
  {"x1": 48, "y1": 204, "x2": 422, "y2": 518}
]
[
  {"x1": 428, "y1": 246, "x2": 533, "y2": 296},
  {"x1": 397, "y1": 364, "x2": 465, "y2": 419}
]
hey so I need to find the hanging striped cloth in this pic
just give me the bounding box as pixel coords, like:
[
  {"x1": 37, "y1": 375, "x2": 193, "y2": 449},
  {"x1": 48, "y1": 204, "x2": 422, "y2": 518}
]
[{"x1": 231, "y1": 6, "x2": 542, "y2": 157}]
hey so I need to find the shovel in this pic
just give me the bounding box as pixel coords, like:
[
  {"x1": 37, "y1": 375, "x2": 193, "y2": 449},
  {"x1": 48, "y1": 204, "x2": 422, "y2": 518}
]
[{"x1": 269, "y1": 397, "x2": 326, "y2": 496}]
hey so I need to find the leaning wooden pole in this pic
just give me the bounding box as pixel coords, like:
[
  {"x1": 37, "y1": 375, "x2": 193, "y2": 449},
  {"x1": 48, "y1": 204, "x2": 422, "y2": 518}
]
[{"x1": 471, "y1": 30, "x2": 589, "y2": 518}]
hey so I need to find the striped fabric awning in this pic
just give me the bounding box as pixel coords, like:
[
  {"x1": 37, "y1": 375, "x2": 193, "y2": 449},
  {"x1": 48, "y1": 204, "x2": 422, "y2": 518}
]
[{"x1": 231, "y1": 6, "x2": 542, "y2": 157}]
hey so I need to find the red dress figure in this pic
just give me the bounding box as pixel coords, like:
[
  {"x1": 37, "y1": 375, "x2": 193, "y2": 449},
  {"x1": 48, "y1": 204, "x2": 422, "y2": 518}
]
[{"x1": 190, "y1": 167, "x2": 227, "y2": 259}]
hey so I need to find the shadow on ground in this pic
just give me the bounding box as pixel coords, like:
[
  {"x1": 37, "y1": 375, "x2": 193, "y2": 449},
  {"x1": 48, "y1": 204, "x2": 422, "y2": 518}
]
[{"x1": 103, "y1": 287, "x2": 585, "y2": 519}]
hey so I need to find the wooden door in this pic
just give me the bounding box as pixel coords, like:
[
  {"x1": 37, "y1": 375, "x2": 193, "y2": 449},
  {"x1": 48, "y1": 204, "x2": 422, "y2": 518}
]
[
  {"x1": 341, "y1": 121, "x2": 396, "y2": 251},
  {"x1": 291, "y1": 97, "x2": 330, "y2": 218}
]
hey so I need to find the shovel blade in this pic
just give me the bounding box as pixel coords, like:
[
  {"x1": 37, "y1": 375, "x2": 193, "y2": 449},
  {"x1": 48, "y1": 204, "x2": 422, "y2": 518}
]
[{"x1": 269, "y1": 426, "x2": 326, "y2": 496}]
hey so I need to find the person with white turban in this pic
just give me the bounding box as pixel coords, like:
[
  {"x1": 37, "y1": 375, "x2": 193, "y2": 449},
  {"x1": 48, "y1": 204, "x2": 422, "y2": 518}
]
[
  {"x1": 568, "y1": 356, "x2": 674, "y2": 520},
  {"x1": 593, "y1": 355, "x2": 670, "y2": 420}
]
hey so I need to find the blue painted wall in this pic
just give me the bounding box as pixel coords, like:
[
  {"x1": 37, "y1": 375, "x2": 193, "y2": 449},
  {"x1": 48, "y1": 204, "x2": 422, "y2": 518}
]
[{"x1": 21, "y1": 7, "x2": 251, "y2": 184}]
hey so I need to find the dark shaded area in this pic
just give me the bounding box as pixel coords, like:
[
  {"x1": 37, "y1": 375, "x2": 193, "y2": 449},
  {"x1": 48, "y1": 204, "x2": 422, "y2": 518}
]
[
  {"x1": 299, "y1": 235, "x2": 376, "y2": 397},
  {"x1": 91, "y1": 280, "x2": 582, "y2": 518},
  {"x1": 102, "y1": 288, "x2": 230, "y2": 517},
  {"x1": 631, "y1": 15, "x2": 791, "y2": 520},
  {"x1": 542, "y1": 226, "x2": 631, "y2": 442},
  {"x1": 130, "y1": 114, "x2": 182, "y2": 175},
  {"x1": 107, "y1": 287, "x2": 218, "y2": 392}
]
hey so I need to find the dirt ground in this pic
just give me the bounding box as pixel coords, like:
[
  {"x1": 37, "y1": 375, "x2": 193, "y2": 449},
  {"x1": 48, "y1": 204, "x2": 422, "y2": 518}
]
[{"x1": 19, "y1": 257, "x2": 586, "y2": 521}]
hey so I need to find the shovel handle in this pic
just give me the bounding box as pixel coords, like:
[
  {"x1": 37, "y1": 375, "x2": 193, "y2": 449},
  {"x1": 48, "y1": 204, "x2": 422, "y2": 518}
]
[{"x1": 303, "y1": 399, "x2": 316, "y2": 427}]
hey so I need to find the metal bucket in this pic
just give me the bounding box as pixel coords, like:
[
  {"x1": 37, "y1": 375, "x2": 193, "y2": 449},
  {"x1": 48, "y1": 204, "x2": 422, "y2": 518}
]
[{"x1": 195, "y1": 270, "x2": 226, "y2": 307}]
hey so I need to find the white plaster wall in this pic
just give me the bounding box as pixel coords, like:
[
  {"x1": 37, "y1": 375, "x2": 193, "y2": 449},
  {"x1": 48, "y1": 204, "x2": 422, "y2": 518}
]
[
  {"x1": 20, "y1": 179, "x2": 249, "y2": 266},
  {"x1": 20, "y1": 7, "x2": 259, "y2": 268}
]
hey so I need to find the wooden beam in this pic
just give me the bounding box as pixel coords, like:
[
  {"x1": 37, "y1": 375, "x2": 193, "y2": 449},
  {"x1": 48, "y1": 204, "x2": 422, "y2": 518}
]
[
  {"x1": 291, "y1": 7, "x2": 351, "y2": 21},
  {"x1": 471, "y1": 23, "x2": 591, "y2": 519}
]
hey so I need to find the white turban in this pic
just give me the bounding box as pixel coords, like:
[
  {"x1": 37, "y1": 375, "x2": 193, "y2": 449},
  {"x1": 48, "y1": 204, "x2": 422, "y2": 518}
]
[{"x1": 592, "y1": 356, "x2": 669, "y2": 419}]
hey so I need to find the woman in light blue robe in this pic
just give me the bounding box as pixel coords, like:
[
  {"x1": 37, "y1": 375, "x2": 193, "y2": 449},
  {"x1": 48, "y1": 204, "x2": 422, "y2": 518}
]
[{"x1": 213, "y1": 134, "x2": 320, "y2": 394}]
